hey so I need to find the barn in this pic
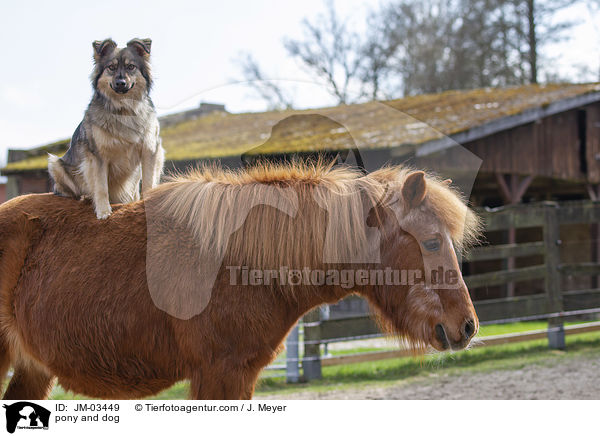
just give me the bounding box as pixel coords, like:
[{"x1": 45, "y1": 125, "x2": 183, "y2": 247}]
[
  {"x1": 3, "y1": 83, "x2": 600, "y2": 205},
  {"x1": 2, "y1": 82, "x2": 600, "y2": 303}
]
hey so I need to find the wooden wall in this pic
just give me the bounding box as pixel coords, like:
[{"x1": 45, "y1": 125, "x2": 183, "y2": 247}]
[
  {"x1": 466, "y1": 108, "x2": 586, "y2": 181},
  {"x1": 5, "y1": 102, "x2": 600, "y2": 200},
  {"x1": 5, "y1": 173, "x2": 51, "y2": 200},
  {"x1": 585, "y1": 103, "x2": 600, "y2": 183}
]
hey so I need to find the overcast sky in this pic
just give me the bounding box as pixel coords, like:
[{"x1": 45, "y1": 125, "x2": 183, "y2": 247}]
[{"x1": 1, "y1": 0, "x2": 598, "y2": 178}]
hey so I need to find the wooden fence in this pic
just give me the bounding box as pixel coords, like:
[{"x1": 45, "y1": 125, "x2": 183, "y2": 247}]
[{"x1": 293, "y1": 200, "x2": 600, "y2": 381}]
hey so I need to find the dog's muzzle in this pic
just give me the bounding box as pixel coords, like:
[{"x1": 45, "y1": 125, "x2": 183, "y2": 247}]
[{"x1": 111, "y1": 80, "x2": 133, "y2": 94}]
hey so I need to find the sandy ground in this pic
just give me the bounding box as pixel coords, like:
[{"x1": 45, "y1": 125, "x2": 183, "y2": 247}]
[{"x1": 257, "y1": 355, "x2": 600, "y2": 400}]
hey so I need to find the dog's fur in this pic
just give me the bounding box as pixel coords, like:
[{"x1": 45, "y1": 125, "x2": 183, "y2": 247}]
[{"x1": 48, "y1": 38, "x2": 164, "y2": 219}]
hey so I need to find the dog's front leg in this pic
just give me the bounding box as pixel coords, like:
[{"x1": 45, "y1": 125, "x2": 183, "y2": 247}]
[
  {"x1": 141, "y1": 140, "x2": 165, "y2": 195},
  {"x1": 84, "y1": 156, "x2": 112, "y2": 219}
]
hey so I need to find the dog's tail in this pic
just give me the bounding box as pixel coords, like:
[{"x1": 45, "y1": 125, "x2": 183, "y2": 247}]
[{"x1": 47, "y1": 154, "x2": 79, "y2": 197}]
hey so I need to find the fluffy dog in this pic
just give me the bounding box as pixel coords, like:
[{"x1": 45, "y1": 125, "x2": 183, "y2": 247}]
[{"x1": 48, "y1": 38, "x2": 164, "y2": 219}]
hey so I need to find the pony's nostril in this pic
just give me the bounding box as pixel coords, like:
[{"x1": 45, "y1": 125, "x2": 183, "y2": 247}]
[
  {"x1": 435, "y1": 324, "x2": 449, "y2": 349},
  {"x1": 463, "y1": 319, "x2": 476, "y2": 339}
]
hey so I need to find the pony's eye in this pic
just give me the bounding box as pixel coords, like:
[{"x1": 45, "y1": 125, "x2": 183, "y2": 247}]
[
  {"x1": 127, "y1": 64, "x2": 136, "y2": 71},
  {"x1": 422, "y1": 238, "x2": 441, "y2": 252}
]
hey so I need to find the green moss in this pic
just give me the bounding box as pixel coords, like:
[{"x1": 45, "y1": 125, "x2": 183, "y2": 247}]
[
  {"x1": 3, "y1": 83, "x2": 599, "y2": 174},
  {"x1": 2, "y1": 138, "x2": 69, "y2": 172},
  {"x1": 3, "y1": 155, "x2": 51, "y2": 171}
]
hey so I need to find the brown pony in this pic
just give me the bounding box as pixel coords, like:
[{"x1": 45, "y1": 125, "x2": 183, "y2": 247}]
[{"x1": 0, "y1": 162, "x2": 480, "y2": 400}]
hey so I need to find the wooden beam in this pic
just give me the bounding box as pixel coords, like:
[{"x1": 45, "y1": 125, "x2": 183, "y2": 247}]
[
  {"x1": 586, "y1": 184, "x2": 599, "y2": 201},
  {"x1": 473, "y1": 294, "x2": 551, "y2": 322},
  {"x1": 563, "y1": 288, "x2": 600, "y2": 311},
  {"x1": 493, "y1": 173, "x2": 534, "y2": 298},
  {"x1": 494, "y1": 173, "x2": 534, "y2": 204},
  {"x1": 318, "y1": 316, "x2": 380, "y2": 342},
  {"x1": 514, "y1": 175, "x2": 534, "y2": 202},
  {"x1": 464, "y1": 241, "x2": 545, "y2": 262},
  {"x1": 495, "y1": 173, "x2": 513, "y2": 204},
  {"x1": 478, "y1": 203, "x2": 546, "y2": 231},
  {"x1": 465, "y1": 265, "x2": 546, "y2": 288},
  {"x1": 559, "y1": 263, "x2": 600, "y2": 276},
  {"x1": 586, "y1": 184, "x2": 600, "y2": 288}
]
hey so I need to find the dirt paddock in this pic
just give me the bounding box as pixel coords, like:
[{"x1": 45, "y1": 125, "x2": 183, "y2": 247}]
[{"x1": 258, "y1": 354, "x2": 600, "y2": 400}]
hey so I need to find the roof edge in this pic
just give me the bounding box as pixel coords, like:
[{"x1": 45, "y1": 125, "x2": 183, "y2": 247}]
[{"x1": 415, "y1": 91, "x2": 600, "y2": 157}]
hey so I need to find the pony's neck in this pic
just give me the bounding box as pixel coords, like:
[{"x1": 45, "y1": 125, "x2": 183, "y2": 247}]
[{"x1": 276, "y1": 284, "x2": 357, "y2": 339}]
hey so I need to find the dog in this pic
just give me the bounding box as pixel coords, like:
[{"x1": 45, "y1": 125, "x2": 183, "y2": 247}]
[{"x1": 48, "y1": 38, "x2": 164, "y2": 219}]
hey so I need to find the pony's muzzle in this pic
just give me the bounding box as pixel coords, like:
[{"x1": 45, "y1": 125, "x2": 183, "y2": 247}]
[
  {"x1": 434, "y1": 324, "x2": 450, "y2": 350},
  {"x1": 462, "y1": 318, "x2": 477, "y2": 341},
  {"x1": 435, "y1": 318, "x2": 477, "y2": 351}
]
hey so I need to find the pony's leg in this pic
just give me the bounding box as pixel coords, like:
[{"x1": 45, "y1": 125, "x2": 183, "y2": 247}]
[
  {"x1": 190, "y1": 371, "x2": 228, "y2": 400},
  {"x1": 190, "y1": 367, "x2": 260, "y2": 400},
  {"x1": 241, "y1": 369, "x2": 262, "y2": 400},
  {"x1": 3, "y1": 364, "x2": 54, "y2": 400},
  {"x1": 0, "y1": 341, "x2": 11, "y2": 393},
  {"x1": 241, "y1": 382, "x2": 256, "y2": 400}
]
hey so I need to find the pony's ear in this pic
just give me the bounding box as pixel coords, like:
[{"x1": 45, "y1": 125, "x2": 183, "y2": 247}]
[
  {"x1": 92, "y1": 39, "x2": 117, "y2": 62},
  {"x1": 402, "y1": 171, "x2": 426, "y2": 209},
  {"x1": 127, "y1": 38, "x2": 152, "y2": 57}
]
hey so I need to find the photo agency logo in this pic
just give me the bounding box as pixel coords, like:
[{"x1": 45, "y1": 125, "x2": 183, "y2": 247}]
[
  {"x1": 145, "y1": 81, "x2": 482, "y2": 320},
  {"x1": 2, "y1": 402, "x2": 51, "y2": 433},
  {"x1": 226, "y1": 266, "x2": 462, "y2": 289}
]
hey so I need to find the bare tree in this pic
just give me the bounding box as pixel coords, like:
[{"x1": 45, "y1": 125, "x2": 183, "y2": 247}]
[
  {"x1": 378, "y1": 0, "x2": 579, "y2": 92},
  {"x1": 357, "y1": 8, "x2": 401, "y2": 100},
  {"x1": 586, "y1": 0, "x2": 600, "y2": 80},
  {"x1": 502, "y1": 0, "x2": 579, "y2": 84},
  {"x1": 283, "y1": 0, "x2": 363, "y2": 104},
  {"x1": 237, "y1": 0, "x2": 587, "y2": 109},
  {"x1": 237, "y1": 53, "x2": 294, "y2": 110},
  {"x1": 379, "y1": 0, "x2": 486, "y2": 95}
]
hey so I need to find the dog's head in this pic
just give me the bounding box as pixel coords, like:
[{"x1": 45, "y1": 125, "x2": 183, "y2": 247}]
[{"x1": 92, "y1": 38, "x2": 153, "y2": 99}]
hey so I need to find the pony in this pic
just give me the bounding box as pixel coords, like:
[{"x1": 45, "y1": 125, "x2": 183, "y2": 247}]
[{"x1": 0, "y1": 162, "x2": 480, "y2": 399}]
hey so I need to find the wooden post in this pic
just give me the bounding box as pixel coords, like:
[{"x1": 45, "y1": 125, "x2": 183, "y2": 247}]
[
  {"x1": 5, "y1": 176, "x2": 19, "y2": 200},
  {"x1": 495, "y1": 173, "x2": 534, "y2": 297},
  {"x1": 285, "y1": 324, "x2": 300, "y2": 383},
  {"x1": 302, "y1": 309, "x2": 322, "y2": 381},
  {"x1": 543, "y1": 203, "x2": 565, "y2": 349},
  {"x1": 586, "y1": 184, "x2": 600, "y2": 289}
]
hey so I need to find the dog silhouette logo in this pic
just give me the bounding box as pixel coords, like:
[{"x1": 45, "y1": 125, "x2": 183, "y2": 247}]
[{"x1": 3, "y1": 402, "x2": 50, "y2": 433}]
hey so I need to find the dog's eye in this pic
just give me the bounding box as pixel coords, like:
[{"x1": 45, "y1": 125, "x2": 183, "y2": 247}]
[
  {"x1": 107, "y1": 65, "x2": 116, "y2": 72},
  {"x1": 127, "y1": 64, "x2": 136, "y2": 71},
  {"x1": 422, "y1": 238, "x2": 441, "y2": 252}
]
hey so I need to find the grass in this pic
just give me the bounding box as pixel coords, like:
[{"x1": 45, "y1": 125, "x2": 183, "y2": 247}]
[
  {"x1": 252, "y1": 331, "x2": 600, "y2": 397},
  {"x1": 48, "y1": 321, "x2": 600, "y2": 400},
  {"x1": 477, "y1": 320, "x2": 585, "y2": 336}
]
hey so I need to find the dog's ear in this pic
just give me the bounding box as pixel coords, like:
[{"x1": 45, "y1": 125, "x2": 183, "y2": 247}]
[
  {"x1": 127, "y1": 38, "x2": 152, "y2": 58},
  {"x1": 92, "y1": 39, "x2": 117, "y2": 62}
]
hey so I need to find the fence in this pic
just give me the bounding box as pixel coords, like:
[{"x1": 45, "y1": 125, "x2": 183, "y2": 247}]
[{"x1": 286, "y1": 200, "x2": 600, "y2": 381}]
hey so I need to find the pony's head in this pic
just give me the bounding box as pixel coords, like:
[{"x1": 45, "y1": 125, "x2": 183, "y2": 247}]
[{"x1": 366, "y1": 168, "x2": 481, "y2": 352}]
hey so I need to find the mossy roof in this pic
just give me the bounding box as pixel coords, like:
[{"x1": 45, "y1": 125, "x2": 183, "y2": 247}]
[{"x1": 3, "y1": 83, "x2": 600, "y2": 173}]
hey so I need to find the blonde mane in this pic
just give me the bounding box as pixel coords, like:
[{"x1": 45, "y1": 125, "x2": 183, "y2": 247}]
[{"x1": 146, "y1": 161, "x2": 480, "y2": 268}]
